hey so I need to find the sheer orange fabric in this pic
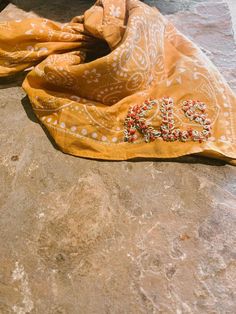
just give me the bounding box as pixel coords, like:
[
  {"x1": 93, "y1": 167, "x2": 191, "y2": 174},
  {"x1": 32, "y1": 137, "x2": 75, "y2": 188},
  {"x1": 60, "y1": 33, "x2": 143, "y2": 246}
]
[{"x1": 0, "y1": 0, "x2": 235, "y2": 164}]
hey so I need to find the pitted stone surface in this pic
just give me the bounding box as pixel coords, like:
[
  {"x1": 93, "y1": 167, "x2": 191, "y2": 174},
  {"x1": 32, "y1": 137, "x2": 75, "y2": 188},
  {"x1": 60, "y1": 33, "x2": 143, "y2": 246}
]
[{"x1": 0, "y1": 1, "x2": 236, "y2": 313}]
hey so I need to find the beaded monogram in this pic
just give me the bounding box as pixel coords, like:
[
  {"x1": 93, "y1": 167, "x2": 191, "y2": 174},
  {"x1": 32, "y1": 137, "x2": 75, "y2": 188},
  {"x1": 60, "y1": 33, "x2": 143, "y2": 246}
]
[{"x1": 124, "y1": 97, "x2": 212, "y2": 143}]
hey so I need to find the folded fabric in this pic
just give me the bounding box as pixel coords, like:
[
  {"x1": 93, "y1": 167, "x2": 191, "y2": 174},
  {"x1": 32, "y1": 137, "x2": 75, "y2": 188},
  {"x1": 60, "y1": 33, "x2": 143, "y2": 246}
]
[{"x1": 0, "y1": 0, "x2": 235, "y2": 164}]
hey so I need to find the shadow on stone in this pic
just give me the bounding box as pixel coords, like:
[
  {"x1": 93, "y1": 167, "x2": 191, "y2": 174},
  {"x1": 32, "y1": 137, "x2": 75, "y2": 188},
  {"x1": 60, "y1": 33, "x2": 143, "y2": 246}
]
[
  {"x1": 9, "y1": 0, "x2": 94, "y2": 22},
  {"x1": 21, "y1": 95, "x2": 38, "y2": 123},
  {"x1": 69, "y1": 152, "x2": 226, "y2": 166},
  {"x1": 21, "y1": 95, "x2": 60, "y2": 151},
  {"x1": 128, "y1": 156, "x2": 227, "y2": 166},
  {"x1": 0, "y1": 0, "x2": 8, "y2": 11},
  {"x1": 0, "y1": 72, "x2": 26, "y2": 89}
]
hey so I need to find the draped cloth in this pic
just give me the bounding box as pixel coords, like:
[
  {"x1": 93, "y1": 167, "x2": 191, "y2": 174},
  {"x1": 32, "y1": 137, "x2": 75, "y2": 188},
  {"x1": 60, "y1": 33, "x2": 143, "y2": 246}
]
[{"x1": 0, "y1": 0, "x2": 236, "y2": 164}]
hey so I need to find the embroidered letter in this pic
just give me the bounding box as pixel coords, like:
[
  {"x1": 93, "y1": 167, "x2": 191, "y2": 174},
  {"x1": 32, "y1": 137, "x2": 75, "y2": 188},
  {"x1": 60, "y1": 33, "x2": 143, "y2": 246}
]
[{"x1": 124, "y1": 97, "x2": 212, "y2": 143}]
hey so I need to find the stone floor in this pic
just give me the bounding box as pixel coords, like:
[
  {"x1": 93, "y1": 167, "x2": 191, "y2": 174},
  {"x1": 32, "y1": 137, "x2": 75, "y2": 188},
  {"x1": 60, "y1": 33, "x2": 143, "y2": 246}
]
[
  {"x1": 0, "y1": 1, "x2": 236, "y2": 313},
  {"x1": 228, "y1": 0, "x2": 236, "y2": 38}
]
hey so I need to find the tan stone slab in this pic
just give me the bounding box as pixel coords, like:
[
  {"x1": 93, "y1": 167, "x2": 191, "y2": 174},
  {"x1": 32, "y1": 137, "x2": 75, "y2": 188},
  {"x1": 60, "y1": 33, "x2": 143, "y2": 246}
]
[{"x1": 0, "y1": 1, "x2": 236, "y2": 313}]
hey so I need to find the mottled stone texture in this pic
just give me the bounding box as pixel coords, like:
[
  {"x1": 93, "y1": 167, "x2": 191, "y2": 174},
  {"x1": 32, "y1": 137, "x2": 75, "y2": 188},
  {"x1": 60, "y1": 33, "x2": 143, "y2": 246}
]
[{"x1": 0, "y1": 1, "x2": 236, "y2": 313}]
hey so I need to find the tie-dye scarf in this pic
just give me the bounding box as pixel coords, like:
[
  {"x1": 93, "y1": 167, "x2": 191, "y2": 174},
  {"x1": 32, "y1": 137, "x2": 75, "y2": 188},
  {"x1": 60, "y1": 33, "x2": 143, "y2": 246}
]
[{"x1": 0, "y1": 0, "x2": 235, "y2": 164}]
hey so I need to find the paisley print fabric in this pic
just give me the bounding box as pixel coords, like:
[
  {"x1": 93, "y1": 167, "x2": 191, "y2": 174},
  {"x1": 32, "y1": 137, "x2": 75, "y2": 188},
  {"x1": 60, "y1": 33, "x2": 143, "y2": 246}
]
[{"x1": 0, "y1": 0, "x2": 236, "y2": 164}]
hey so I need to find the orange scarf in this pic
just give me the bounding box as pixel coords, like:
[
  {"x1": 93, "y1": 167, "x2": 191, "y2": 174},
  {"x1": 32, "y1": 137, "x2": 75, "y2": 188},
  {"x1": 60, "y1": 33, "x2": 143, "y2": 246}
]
[{"x1": 1, "y1": 0, "x2": 235, "y2": 164}]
